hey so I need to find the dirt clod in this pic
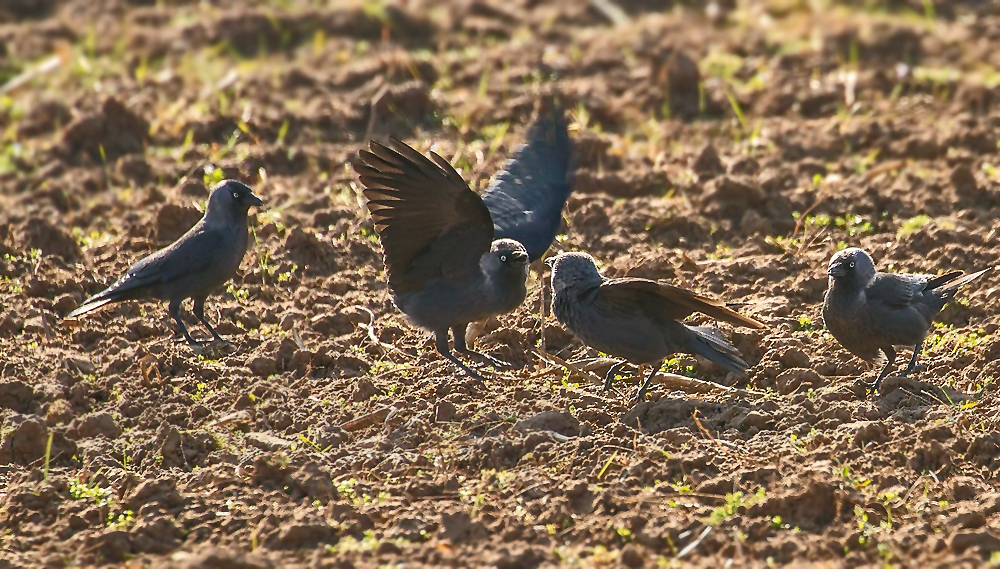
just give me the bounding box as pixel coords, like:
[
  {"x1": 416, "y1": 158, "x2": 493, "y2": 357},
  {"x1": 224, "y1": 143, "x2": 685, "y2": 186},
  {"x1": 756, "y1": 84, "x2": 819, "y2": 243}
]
[
  {"x1": 62, "y1": 97, "x2": 150, "y2": 163},
  {"x1": 514, "y1": 411, "x2": 581, "y2": 437}
]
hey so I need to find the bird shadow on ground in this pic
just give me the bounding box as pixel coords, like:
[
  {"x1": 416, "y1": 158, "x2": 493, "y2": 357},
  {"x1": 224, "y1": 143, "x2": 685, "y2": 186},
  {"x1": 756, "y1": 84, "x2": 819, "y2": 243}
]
[
  {"x1": 622, "y1": 398, "x2": 726, "y2": 435},
  {"x1": 875, "y1": 375, "x2": 976, "y2": 410}
]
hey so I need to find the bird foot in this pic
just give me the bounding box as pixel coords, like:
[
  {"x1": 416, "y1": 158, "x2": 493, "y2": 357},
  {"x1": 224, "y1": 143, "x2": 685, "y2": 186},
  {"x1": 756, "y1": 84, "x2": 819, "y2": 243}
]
[
  {"x1": 459, "y1": 350, "x2": 510, "y2": 370},
  {"x1": 455, "y1": 363, "x2": 485, "y2": 381},
  {"x1": 860, "y1": 377, "x2": 882, "y2": 398},
  {"x1": 630, "y1": 386, "x2": 654, "y2": 405},
  {"x1": 174, "y1": 336, "x2": 232, "y2": 355},
  {"x1": 628, "y1": 393, "x2": 646, "y2": 406},
  {"x1": 900, "y1": 364, "x2": 927, "y2": 378}
]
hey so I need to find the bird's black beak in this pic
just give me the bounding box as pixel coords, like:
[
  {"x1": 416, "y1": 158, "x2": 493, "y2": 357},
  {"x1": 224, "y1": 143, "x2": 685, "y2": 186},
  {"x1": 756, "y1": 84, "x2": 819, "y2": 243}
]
[
  {"x1": 513, "y1": 250, "x2": 529, "y2": 264},
  {"x1": 828, "y1": 263, "x2": 846, "y2": 277},
  {"x1": 247, "y1": 192, "x2": 265, "y2": 208}
]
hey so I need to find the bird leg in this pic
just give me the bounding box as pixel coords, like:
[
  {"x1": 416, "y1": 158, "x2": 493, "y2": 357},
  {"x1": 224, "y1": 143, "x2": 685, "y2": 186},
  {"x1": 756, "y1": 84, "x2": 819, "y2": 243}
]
[
  {"x1": 435, "y1": 328, "x2": 484, "y2": 380},
  {"x1": 603, "y1": 360, "x2": 630, "y2": 391},
  {"x1": 193, "y1": 297, "x2": 228, "y2": 345},
  {"x1": 901, "y1": 340, "x2": 924, "y2": 376},
  {"x1": 168, "y1": 299, "x2": 201, "y2": 346},
  {"x1": 867, "y1": 346, "x2": 897, "y2": 396},
  {"x1": 632, "y1": 360, "x2": 664, "y2": 404},
  {"x1": 452, "y1": 325, "x2": 510, "y2": 369},
  {"x1": 538, "y1": 269, "x2": 547, "y2": 354}
]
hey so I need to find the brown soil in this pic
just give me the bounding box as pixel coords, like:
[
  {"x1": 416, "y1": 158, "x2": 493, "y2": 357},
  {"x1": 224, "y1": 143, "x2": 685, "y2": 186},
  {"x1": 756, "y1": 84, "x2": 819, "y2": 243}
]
[{"x1": 3, "y1": 0, "x2": 1000, "y2": 567}]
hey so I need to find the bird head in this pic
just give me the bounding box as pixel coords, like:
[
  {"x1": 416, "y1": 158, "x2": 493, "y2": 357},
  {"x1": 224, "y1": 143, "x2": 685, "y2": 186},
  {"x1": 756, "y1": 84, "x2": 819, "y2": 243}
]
[
  {"x1": 483, "y1": 239, "x2": 529, "y2": 276},
  {"x1": 206, "y1": 180, "x2": 265, "y2": 222},
  {"x1": 827, "y1": 247, "x2": 876, "y2": 286},
  {"x1": 547, "y1": 252, "x2": 604, "y2": 294}
]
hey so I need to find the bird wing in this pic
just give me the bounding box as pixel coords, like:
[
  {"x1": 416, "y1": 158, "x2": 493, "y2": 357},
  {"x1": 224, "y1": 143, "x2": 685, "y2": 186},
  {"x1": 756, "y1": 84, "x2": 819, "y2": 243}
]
[
  {"x1": 481, "y1": 109, "x2": 573, "y2": 261},
  {"x1": 867, "y1": 272, "x2": 943, "y2": 308},
  {"x1": 112, "y1": 225, "x2": 229, "y2": 293},
  {"x1": 589, "y1": 278, "x2": 767, "y2": 329},
  {"x1": 356, "y1": 139, "x2": 494, "y2": 293},
  {"x1": 68, "y1": 224, "x2": 227, "y2": 317}
]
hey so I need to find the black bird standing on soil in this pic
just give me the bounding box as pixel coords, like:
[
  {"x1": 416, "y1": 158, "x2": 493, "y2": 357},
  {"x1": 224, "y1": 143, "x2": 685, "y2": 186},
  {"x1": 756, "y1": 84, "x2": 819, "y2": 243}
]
[
  {"x1": 355, "y1": 110, "x2": 573, "y2": 379},
  {"x1": 547, "y1": 252, "x2": 767, "y2": 403},
  {"x1": 823, "y1": 247, "x2": 992, "y2": 395},
  {"x1": 66, "y1": 180, "x2": 265, "y2": 346}
]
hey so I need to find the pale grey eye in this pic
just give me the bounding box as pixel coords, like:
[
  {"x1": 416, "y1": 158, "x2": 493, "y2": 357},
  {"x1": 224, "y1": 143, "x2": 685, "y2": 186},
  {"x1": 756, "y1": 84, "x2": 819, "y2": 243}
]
[
  {"x1": 232, "y1": 191, "x2": 239, "y2": 199},
  {"x1": 500, "y1": 255, "x2": 507, "y2": 262},
  {"x1": 849, "y1": 261, "x2": 855, "y2": 268}
]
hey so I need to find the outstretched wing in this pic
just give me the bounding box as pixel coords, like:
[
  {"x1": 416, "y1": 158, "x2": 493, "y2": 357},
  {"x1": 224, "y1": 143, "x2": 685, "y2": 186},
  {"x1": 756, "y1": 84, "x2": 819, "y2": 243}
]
[
  {"x1": 481, "y1": 109, "x2": 573, "y2": 261},
  {"x1": 590, "y1": 278, "x2": 767, "y2": 329},
  {"x1": 356, "y1": 139, "x2": 494, "y2": 293}
]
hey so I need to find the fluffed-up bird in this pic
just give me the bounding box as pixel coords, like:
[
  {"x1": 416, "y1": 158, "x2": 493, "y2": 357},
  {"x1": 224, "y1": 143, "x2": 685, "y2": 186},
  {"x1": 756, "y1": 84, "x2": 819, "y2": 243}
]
[{"x1": 823, "y1": 247, "x2": 991, "y2": 395}]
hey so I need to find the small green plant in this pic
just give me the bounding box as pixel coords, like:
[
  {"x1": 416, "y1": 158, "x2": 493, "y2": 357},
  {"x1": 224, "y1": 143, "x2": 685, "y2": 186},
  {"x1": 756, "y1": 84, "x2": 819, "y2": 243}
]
[
  {"x1": 835, "y1": 464, "x2": 872, "y2": 491},
  {"x1": 191, "y1": 382, "x2": 209, "y2": 401},
  {"x1": 764, "y1": 234, "x2": 802, "y2": 252},
  {"x1": 69, "y1": 478, "x2": 112, "y2": 507},
  {"x1": 670, "y1": 478, "x2": 693, "y2": 494},
  {"x1": 708, "y1": 488, "x2": 766, "y2": 525},
  {"x1": 202, "y1": 164, "x2": 226, "y2": 187},
  {"x1": 706, "y1": 243, "x2": 733, "y2": 261},
  {"x1": 359, "y1": 226, "x2": 380, "y2": 245},
  {"x1": 276, "y1": 263, "x2": 299, "y2": 283},
  {"x1": 794, "y1": 316, "x2": 815, "y2": 333},
  {"x1": 43, "y1": 432, "x2": 53, "y2": 482},
  {"x1": 897, "y1": 214, "x2": 931, "y2": 238},
  {"x1": 107, "y1": 509, "x2": 135, "y2": 530},
  {"x1": 662, "y1": 357, "x2": 696, "y2": 377},
  {"x1": 835, "y1": 214, "x2": 874, "y2": 237},
  {"x1": 227, "y1": 284, "x2": 250, "y2": 304},
  {"x1": 789, "y1": 433, "x2": 805, "y2": 454},
  {"x1": 927, "y1": 324, "x2": 989, "y2": 355}
]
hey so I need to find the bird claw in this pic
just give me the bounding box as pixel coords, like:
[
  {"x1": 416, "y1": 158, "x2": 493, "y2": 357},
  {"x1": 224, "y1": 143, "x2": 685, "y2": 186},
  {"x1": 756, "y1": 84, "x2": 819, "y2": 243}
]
[
  {"x1": 480, "y1": 355, "x2": 511, "y2": 370},
  {"x1": 900, "y1": 364, "x2": 926, "y2": 377},
  {"x1": 174, "y1": 336, "x2": 232, "y2": 355},
  {"x1": 630, "y1": 386, "x2": 653, "y2": 405},
  {"x1": 459, "y1": 350, "x2": 510, "y2": 370},
  {"x1": 455, "y1": 363, "x2": 485, "y2": 381},
  {"x1": 861, "y1": 378, "x2": 882, "y2": 398}
]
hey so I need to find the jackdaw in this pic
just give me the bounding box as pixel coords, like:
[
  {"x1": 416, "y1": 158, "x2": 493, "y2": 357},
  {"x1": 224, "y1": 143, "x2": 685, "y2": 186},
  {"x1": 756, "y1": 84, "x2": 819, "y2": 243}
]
[
  {"x1": 823, "y1": 247, "x2": 991, "y2": 395},
  {"x1": 468, "y1": 110, "x2": 573, "y2": 344},
  {"x1": 67, "y1": 180, "x2": 265, "y2": 346},
  {"x1": 547, "y1": 252, "x2": 766, "y2": 402},
  {"x1": 355, "y1": 111, "x2": 572, "y2": 379}
]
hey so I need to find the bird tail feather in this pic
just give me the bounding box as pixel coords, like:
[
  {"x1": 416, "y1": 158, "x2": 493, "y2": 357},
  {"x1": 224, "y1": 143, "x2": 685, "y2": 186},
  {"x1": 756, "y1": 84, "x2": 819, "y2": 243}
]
[
  {"x1": 929, "y1": 266, "x2": 992, "y2": 299},
  {"x1": 66, "y1": 289, "x2": 121, "y2": 319},
  {"x1": 687, "y1": 325, "x2": 750, "y2": 376},
  {"x1": 939, "y1": 266, "x2": 991, "y2": 291}
]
